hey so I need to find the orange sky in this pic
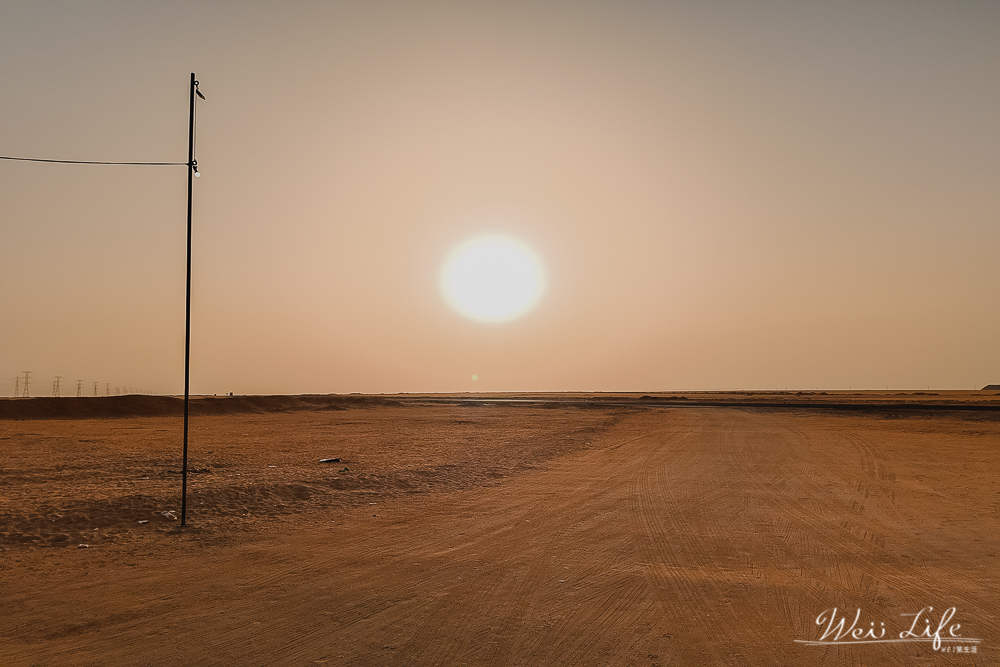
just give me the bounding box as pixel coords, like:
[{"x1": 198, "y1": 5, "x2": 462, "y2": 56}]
[{"x1": 2, "y1": 1, "x2": 998, "y2": 394}]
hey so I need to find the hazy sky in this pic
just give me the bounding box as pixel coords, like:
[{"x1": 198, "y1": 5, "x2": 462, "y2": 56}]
[{"x1": 2, "y1": 0, "x2": 998, "y2": 395}]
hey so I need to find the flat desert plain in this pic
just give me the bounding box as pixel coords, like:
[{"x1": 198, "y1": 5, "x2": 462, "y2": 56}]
[{"x1": 1, "y1": 392, "x2": 997, "y2": 666}]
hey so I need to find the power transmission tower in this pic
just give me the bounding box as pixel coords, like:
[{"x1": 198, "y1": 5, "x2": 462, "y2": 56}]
[
  {"x1": 76, "y1": 380, "x2": 83, "y2": 397},
  {"x1": 13, "y1": 376, "x2": 19, "y2": 397},
  {"x1": 52, "y1": 376, "x2": 62, "y2": 397},
  {"x1": 105, "y1": 383, "x2": 110, "y2": 396},
  {"x1": 22, "y1": 371, "x2": 31, "y2": 398},
  {"x1": 93, "y1": 381, "x2": 99, "y2": 396}
]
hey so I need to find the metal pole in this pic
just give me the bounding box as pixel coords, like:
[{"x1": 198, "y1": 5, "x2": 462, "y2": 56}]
[{"x1": 181, "y1": 72, "x2": 196, "y2": 527}]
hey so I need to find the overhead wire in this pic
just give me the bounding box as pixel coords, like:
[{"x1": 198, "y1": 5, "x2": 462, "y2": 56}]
[
  {"x1": 0, "y1": 155, "x2": 186, "y2": 165},
  {"x1": 4, "y1": 80, "x2": 202, "y2": 170}
]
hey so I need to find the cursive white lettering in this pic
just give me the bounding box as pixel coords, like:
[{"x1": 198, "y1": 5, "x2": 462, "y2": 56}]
[
  {"x1": 816, "y1": 608, "x2": 860, "y2": 641},
  {"x1": 899, "y1": 607, "x2": 961, "y2": 651}
]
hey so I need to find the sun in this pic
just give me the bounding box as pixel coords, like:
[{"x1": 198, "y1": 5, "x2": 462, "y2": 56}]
[{"x1": 441, "y1": 236, "x2": 545, "y2": 323}]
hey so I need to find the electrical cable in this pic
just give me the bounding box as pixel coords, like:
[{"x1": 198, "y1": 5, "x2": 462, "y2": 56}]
[{"x1": 0, "y1": 155, "x2": 186, "y2": 165}]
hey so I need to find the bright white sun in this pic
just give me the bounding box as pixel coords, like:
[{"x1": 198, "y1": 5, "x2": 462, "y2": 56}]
[{"x1": 441, "y1": 236, "x2": 545, "y2": 323}]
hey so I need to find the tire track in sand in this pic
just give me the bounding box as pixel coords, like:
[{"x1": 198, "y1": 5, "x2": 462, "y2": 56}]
[{"x1": 627, "y1": 410, "x2": 784, "y2": 665}]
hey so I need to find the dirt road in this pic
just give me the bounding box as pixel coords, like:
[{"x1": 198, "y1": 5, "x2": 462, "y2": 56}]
[{"x1": 2, "y1": 406, "x2": 996, "y2": 665}]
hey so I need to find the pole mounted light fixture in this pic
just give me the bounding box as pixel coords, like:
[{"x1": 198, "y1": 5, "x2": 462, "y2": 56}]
[{"x1": 2, "y1": 73, "x2": 206, "y2": 527}]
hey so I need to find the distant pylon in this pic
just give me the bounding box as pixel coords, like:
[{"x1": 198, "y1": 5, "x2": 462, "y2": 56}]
[
  {"x1": 13, "y1": 376, "x2": 20, "y2": 397},
  {"x1": 52, "y1": 376, "x2": 62, "y2": 397},
  {"x1": 22, "y1": 371, "x2": 31, "y2": 398},
  {"x1": 76, "y1": 380, "x2": 83, "y2": 397},
  {"x1": 105, "y1": 383, "x2": 110, "y2": 396},
  {"x1": 93, "y1": 381, "x2": 99, "y2": 396}
]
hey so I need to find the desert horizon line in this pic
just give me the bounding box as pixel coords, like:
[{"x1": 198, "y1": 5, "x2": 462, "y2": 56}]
[{"x1": 4, "y1": 386, "x2": 1000, "y2": 397}]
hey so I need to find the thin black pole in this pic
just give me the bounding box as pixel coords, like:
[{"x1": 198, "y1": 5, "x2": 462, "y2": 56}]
[{"x1": 181, "y1": 72, "x2": 196, "y2": 527}]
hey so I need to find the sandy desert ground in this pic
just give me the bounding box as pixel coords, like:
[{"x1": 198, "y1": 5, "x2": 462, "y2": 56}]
[{"x1": 1, "y1": 392, "x2": 997, "y2": 666}]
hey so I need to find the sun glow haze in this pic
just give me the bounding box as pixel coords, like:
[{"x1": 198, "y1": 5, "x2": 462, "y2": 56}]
[
  {"x1": 2, "y1": 2, "x2": 999, "y2": 394},
  {"x1": 441, "y1": 236, "x2": 545, "y2": 323}
]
